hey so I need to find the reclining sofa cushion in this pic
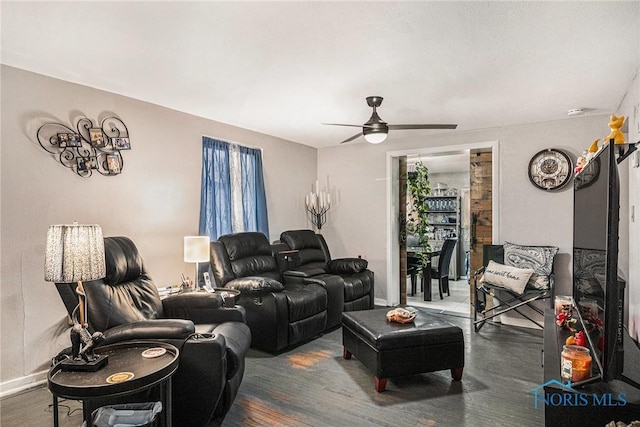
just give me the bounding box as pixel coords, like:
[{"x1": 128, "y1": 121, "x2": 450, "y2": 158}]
[
  {"x1": 219, "y1": 232, "x2": 281, "y2": 281},
  {"x1": 84, "y1": 237, "x2": 165, "y2": 331},
  {"x1": 279, "y1": 229, "x2": 329, "y2": 272},
  {"x1": 284, "y1": 282, "x2": 328, "y2": 322}
]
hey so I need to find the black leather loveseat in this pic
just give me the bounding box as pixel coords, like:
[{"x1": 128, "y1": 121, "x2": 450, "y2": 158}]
[
  {"x1": 55, "y1": 237, "x2": 251, "y2": 426},
  {"x1": 209, "y1": 231, "x2": 375, "y2": 353},
  {"x1": 210, "y1": 232, "x2": 330, "y2": 352}
]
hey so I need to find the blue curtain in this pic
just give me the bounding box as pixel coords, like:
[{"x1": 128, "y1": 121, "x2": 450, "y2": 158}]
[
  {"x1": 239, "y1": 145, "x2": 269, "y2": 237},
  {"x1": 199, "y1": 137, "x2": 232, "y2": 239},
  {"x1": 199, "y1": 137, "x2": 269, "y2": 240}
]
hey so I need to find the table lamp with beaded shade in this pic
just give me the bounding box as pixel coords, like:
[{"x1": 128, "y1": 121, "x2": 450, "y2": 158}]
[{"x1": 45, "y1": 223, "x2": 108, "y2": 370}]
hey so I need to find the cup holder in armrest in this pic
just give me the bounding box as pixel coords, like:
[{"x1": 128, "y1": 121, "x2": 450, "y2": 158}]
[{"x1": 212, "y1": 288, "x2": 241, "y2": 307}]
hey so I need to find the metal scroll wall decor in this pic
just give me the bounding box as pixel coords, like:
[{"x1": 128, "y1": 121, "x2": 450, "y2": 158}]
[{"x1": 37, "y1": 116, "x2": 131, "y2": 178}]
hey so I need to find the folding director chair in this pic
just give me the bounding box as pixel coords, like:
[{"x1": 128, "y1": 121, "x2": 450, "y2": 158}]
[{"x1": 473, "y1": 244, "x2": 554, "y2": 332}]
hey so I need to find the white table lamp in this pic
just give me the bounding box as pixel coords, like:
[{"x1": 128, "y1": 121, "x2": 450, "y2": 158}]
[{"x1": 184, "y1": 236, "x2": 210, "y2": 290}]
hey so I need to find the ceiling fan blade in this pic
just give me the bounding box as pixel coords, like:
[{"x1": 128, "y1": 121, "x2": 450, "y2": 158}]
[
  {"x1": 322, "y1": 123, "x2": 362, "y2": 128},
  {"x1": 340, "y1": 133, "x2": 363, "y2": 144},
  {"x1": 388, "y1": 124, "x2": 458, "y2": 130},
  {"x1": 323, "y1": 123, "x2": 377, "y2": 129}
]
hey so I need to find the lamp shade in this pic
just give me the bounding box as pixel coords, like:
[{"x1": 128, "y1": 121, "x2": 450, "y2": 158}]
[
  {"x1": 184, "y1": 236, "x2": 210, "y2": 263},
  {"x1": 44, "y1": 224, "x2": 106, "y2": 283}
]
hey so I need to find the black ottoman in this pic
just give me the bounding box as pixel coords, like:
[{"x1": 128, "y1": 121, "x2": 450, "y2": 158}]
[{"x1": 342, "y1": 306, "x2": 464, "y2": 392}]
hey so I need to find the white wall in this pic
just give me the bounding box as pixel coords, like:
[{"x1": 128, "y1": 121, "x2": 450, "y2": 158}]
[
  {"x1": 0, "y1": 66, "x2": 317, "y2": 392},
  {"x1": 317, "y1": 115, "x2": 626, "y2": 312},
  {"x1": 619, "y1": 65, "x2": 640, "y2": 341}
]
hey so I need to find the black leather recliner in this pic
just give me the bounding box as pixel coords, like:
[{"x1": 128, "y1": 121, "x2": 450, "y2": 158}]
[
  {"x1": 279, "y1": 229, "x2": 375, "y2": 312},
  {"x1": 209, "y1": 232, "x2": 328, "y2": 353},
  {"x1": 54, "y1": 236, "x2": 251, "y2": 427}
]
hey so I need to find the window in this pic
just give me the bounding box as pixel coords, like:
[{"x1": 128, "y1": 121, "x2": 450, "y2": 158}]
[{"x1": 199, "y1": 137, "x2": 269, "y2": 240}]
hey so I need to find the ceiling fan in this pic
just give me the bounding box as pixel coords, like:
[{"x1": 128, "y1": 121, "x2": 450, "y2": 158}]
[{"x1": 324, "y1": 96, "x2": 457, "y2": 144}]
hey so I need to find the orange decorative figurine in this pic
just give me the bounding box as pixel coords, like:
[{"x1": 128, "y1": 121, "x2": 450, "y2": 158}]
[
  {"x1": 606, "y1": 115, "x2": 626, "y2": 144},
  {"x1": 585, "y1": 139, "x2": 599, "y2": 163}
]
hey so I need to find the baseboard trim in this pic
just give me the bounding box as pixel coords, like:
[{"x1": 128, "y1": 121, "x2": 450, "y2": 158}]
[
  {"x1": 374, "y1": 297, "x2": 390, "y2": 307},
  {"x1": 0, "y1": 370, "x2": 48, "y2": 399},
  {"x1": 499, "y1": 315, "x2": 542, "y2": 329}
]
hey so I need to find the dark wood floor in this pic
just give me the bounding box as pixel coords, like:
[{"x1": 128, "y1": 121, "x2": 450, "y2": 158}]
[{"x1": 1, "y1": 310, "x2": 545, "y2": 426}]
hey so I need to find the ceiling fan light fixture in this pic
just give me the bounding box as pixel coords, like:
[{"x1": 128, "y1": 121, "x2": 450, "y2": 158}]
[
  {"x1": 363, "y1": 131, "x2": 388, "y2": 144},
  {"x1": 363, "y1": 122, "x2": 388, "y2": 143}
]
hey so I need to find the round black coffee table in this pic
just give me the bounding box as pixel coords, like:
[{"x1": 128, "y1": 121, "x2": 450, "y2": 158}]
[{"x1": 48, "y1": 341, "x2": 179, "y2": 427}]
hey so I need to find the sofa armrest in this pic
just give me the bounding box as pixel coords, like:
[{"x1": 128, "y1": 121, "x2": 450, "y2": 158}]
[
  {"x1": 283, "y1": 267, "x2": 327, "y2": 278},
  {"x1": 225, "y1": 276, "x2": 284, "y2": 296},
  {"x1": 329, "y1": 257, "x2": 368, "y2": 274},
  {"x1": 162, "y1": 291, "x2": 246, "y2": 324},
  {"x1": 172, "y1": 332, "x2": 228, "y2": 426},
  {"x1": 100, "y1": 319, "x2": 195, "y2": 346},
  {"x1": 163, "y1": 291, "x2": 224, "y2": 310},
  {"x1": 198, "y1": 305, "x2": 247, "y2": 324}
]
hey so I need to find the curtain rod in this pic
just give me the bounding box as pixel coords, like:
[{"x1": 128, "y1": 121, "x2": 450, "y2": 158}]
[{"x1": 201, "y1": 134, "x2": 264, "y2": 153}]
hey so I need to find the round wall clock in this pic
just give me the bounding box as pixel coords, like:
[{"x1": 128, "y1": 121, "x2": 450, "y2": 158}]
[{"x1": 528, "y1": 148, "x2": 573, "y2": 191}]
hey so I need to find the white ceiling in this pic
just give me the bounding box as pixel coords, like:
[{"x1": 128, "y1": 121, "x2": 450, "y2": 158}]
[{"x1": 2, "y1": 1, "x2": 639, "y2": 149}]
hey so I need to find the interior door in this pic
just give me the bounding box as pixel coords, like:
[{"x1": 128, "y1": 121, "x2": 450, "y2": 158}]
[{"x1": 469, "y1": 149, "x2": 493, "y2": 303}]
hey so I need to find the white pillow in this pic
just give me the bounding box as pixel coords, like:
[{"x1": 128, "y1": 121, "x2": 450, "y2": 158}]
[{"x1": 480, "y1": 260, "x2": 535, "y2": 294}]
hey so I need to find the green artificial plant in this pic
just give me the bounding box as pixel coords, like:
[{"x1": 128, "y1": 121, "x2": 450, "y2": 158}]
[{"x1": 406, "y1": 161, "x2": 431, "y2": 267}]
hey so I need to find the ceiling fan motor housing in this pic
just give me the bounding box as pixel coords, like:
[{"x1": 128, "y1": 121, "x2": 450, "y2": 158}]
[
  {"x1": 366, "y1": 96, "x2": 384, "y2": 108},
  {"x1": 363, "y1": 125, "x2": 388, "y2": 142}
]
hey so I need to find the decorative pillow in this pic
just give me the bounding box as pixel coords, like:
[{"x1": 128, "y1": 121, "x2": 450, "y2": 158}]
[
  {"x1": 225, "y1": 276, "x2": 284, "y2": 296},
  {"x1": 480, "y1": 260, "x2": 534, "y2": 294},
  {"x1": 329, "y1": 258, "x2": 368, "y2": 274},
  {"x1": 503, "y1": 241, "x2": 558, "y2": 290}
]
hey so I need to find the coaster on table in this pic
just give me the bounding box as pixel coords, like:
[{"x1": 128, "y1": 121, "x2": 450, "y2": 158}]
[
  {"x1": 141, "y1": 347, "x2": 167, "y2": 358},
  {"x1": 106, "y1": 372, "x2": 134, "y2": 384}
]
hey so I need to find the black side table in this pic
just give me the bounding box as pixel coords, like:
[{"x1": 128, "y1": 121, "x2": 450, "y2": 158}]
[{"x1": 48, "y1": 341, "x2": 179, "y2": 427}]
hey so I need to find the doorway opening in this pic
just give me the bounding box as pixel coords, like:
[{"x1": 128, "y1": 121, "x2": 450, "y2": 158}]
[
  {"x1": 406, "y1": 152, "x2": 471, "y2": 314},
  {"x1": 385, "y1": 141, "x2": 500, "y2": 315}
]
